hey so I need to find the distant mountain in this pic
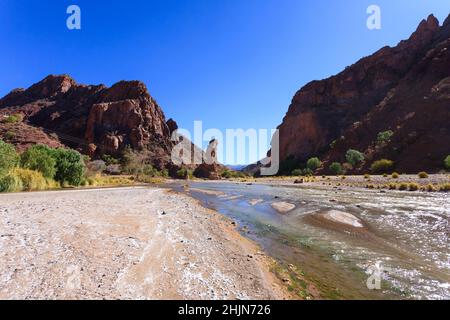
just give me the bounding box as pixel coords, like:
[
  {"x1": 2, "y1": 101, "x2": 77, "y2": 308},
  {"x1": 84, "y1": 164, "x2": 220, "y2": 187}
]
[
  {"x1": 252, "y1": 14, "x2": 450, "y2": 174},
  {"x1": 226, "y1": 165, "x2": 247, "y2": 171}
]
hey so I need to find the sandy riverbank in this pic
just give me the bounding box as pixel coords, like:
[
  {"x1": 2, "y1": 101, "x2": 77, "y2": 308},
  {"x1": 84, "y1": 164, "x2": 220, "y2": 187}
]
[
  {"x1": 0, "y1": 187, "x2": 290, "y2": 300},
  {"x1": 207, "y1": 174, "x2": 450, "y2": 193}
]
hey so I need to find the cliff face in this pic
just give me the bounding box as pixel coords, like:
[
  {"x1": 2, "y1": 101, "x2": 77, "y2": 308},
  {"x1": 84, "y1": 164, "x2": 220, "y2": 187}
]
[
  {"x1": 0, "y1": 75, "x2": 175, "y2": 169},
  {"x1": 276, "y1": 14, "x2": 450, "y2": 173}
]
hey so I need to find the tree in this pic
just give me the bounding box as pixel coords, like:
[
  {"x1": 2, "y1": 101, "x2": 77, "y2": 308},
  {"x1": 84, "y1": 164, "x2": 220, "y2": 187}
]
[
  {"x1": 20, "y1": 145, "x2": 57, "y2": 179},
  {"x1": 377, "y1": 130, "x2": 394, "y2": 144},
  {"x1": 329, "y1": 162, "x2": 343, "y2": 175},
  {"x1": 0, "y1": 140, "x2": 19, "y2": 176},
  {"x1": 346, "y1": 149, "x2": 365, "y2": 167},
  {"x1": 445, "y1": 155, "x2": 450, "y2": 170},
  {"x1": 51, "y1": 148, "x2": 85, "y2": 186},
  {"x1": 306, "y1": 157, "x2": 321, "y2": 171}
]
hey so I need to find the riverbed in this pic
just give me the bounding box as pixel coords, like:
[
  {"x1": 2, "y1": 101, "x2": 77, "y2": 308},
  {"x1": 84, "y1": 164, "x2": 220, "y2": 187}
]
[{"x1": 171, "y1": 181, "x2": 450, "y2": 300}]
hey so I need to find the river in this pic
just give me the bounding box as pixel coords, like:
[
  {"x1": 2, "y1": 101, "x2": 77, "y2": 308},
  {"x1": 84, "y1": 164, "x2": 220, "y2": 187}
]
[{"x1": 169, "y1": 181, "x2": 450, "y2": 300}]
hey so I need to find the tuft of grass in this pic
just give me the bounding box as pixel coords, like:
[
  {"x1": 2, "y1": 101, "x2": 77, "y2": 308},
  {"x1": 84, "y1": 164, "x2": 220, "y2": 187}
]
[
  {"x1": 439, "y1": 183, "x2": 450, "y2": 192},
  {"x1": 408, "y1": 183, "x2": 419, "y2": 191},
  {"x1": 418, "y1": 172, "x2": 429, "y2": 179},
  {"x1": 388, "y1": 183, "x2": 397, "y2": 190},
  {"x1": 398, "y1": 183, "x2": 408, "y2": 191},
  {"x1": 392, "y1": 172, "x2": 399, "y2": 179}
]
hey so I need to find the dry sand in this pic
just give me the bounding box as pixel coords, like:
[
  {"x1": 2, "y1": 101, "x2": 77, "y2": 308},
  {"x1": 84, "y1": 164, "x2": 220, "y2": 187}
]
[{"x1": 0, "y1": 187, "x2": 290, "y2": 300}]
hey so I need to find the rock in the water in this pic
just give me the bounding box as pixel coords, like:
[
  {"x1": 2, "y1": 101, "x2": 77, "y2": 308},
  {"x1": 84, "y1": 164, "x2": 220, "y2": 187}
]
[
  {"x1": 271, "y1": 202, "x2": 296, "y2": 214},
  {"x1": 323, "y1": 210, "x2": 363, "y2": 228}
]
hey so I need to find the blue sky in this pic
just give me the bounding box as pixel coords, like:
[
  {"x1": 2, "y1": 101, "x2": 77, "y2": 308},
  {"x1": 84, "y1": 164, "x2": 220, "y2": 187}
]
[{"x1": 0, "y1": 0, "x2": 448, "y2": 163}]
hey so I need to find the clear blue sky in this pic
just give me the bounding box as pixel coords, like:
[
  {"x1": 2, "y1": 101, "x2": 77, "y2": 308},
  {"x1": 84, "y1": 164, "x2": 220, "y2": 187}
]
[{"x1": 0, "y1": 0, "x2": 448, "y2": 163}]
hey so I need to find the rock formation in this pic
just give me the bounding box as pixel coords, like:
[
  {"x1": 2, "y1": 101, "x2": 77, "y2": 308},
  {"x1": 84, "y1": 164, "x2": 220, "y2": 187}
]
[
  {"x1": 273, "y1": 14, "x2": 450, "y2": 174},
  {"x1": 0, "y1": 75, "x2": 218, "y2": 175}
]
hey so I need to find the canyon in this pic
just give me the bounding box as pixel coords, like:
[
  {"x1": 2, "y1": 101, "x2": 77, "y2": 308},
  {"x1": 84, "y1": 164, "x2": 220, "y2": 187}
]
[{"x1": 271, "y1": 14, "x2": 450, "y2": 174}]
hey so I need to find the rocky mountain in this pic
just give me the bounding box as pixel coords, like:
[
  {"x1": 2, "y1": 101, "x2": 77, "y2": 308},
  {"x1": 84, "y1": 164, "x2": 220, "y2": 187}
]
[
  {"x1": 272, "y1": 14, "x2": 450, "y2": 174},
  {"x1": 0, "y1": 75, "x2": 214, "y2": 175}
]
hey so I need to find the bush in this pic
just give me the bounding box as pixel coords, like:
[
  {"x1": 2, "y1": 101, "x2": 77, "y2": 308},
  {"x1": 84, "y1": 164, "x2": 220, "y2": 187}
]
[
  {"x1": 439, "y1": 183, "x2": 450, "y2": 192},
  {"x1": 346, "y1": 149, "x2": 365, "y2": 167},
  {"x1": 0, "y1": 140, "x2": 19, "y2": 176},
  {"x1": 12, "y1": 168, "x2": 48, "y2": 191},
  {"x1": 302, "y1": 168, "x2": 314, "y2": 176},
  {"x1": 408, "y1": 183, "x2": 419, "y2": 191},
  {"x1": 0, "y1": 174, "x2": 23, "y2": 192},
  {"x1": 2, "y1": 114, "x2": 23, "y2": 124},
  {"x1": 291, "y1": 169, "x2": 303, "y2": 177},
  {"x1": 177, "y1": 168, "x2": 193, "y2": 179},
  {"x1": 20, "y1": 145, "x2": 57, "y2": 179},
  {"x1": 221, "y1": 170, "x2": 232, "y2": 179},
  {"x1": 398, "y1": 183, "x2": 408, "y2": 191},
  {"x1": 377, "y1": 130, "x2": 394, "y2": 144},
  {"x1": 444, "y1": 156, "x2": 450, "y2": 170},
  {"x1": 418, "y1": 172, "x2": 429, "y2": 179},
  {"x1": 370, "y1": 159, "x2": 394, "y2": 173},
  {"x1": 51, "y1": 148, "x2": 85, "y2": 186},
  {"x1": 102, "y1": 154, "x2": 120, "y2": 166},
  {"x1": 306, "y1": 157, "x2": 321, "y2": 171},
  {"x1": 4, "y1": 131, "x2": 15, "y2": 140},
  {"x1": 388, "y1": 183, "x2": 397, "y2": 190},
  {"x1": 329, "y1": 162, "x2": 343, "y2": 175},
  {"x1": 392, "y1": 172, "x2": 399, "y2": 179}
]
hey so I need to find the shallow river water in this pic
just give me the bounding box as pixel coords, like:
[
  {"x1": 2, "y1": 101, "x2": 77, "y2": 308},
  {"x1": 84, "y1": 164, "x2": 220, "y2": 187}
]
[{"x1": 170, "y1": 182, "x2": 449, "y2": 300}]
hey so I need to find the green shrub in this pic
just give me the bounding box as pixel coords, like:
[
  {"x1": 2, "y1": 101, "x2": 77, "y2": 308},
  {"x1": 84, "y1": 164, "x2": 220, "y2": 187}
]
[
  {"x1": 0, "y1": 174, "x2": 23, "y2": 192},
  {"x1": 302, "y1": 168, "x2": 314, "y2": 176},
  {"x1": 329, "y1": 162, "x2": 343, "y2": 175},
  {"x1": 4, "y1": 131, "x2": 15, "y2": 140},
  {"x1": 377, "y1": 130, "x2": 394, "y2": 144},
  {"x1": 370, "y1": 159, "x2": 394, "y2": 173},
  {"x1": 306, "y1": 157, "x2": 321, "y2": 171},
  {"x1": 12, "y1": 168, "x2": 48, "y2": 191},
  {"x1": 418, "y1": 172, "x2": 428, "y2": 179},
  {"x1": 0, "y1": 140, "x2": 19, "y2": 176},
  {"x1": 392, "y1": 172, "x2": 399, "y2": 179},
  {"x1": 221, "y1": 170, "x2": 232, "y2": 179},
  {"x1": 143, "y1": 164, "x2": 164, "y2": 177},
  {"x1": 408, "y1": 183, "x2": 419, "y2": 191},
  {"x1": 51, "y1": 148, "x2": 85, "y2": 186},
  {"x1": 20, "y1": 145, "x2": 57, "y2": 179},
  {"x1": 444, "y1": 156, "x2": 450, "y2": 170},
  {"x1": 176, "y1": 168, "x2": 193, "y2": 179},
  {"x1": 346, "y1": 149, "x2": 365, "y2": 167},
  {"x1": 291, "y1": 169, "x2": 303, "y2": 177},
  {"x1": 2, "y1": 114, "x2": 23, "y2": 124},
  {"x1": 102, "y1": 154, "x2": 120, "y2": 166}
]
